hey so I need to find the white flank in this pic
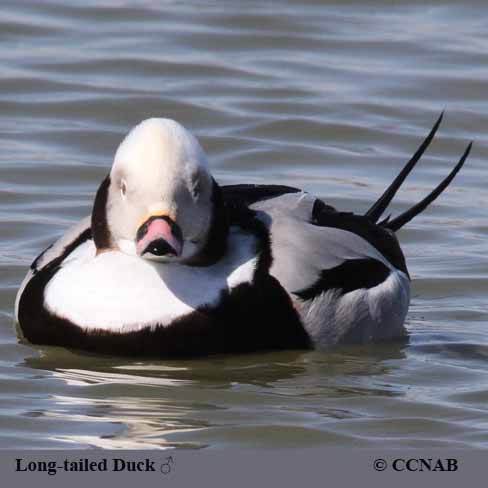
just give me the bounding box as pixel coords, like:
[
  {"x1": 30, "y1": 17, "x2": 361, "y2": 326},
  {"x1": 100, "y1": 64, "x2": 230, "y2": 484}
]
[{"x1": 298, "y1": 269, "x2": 410, "y2": 347}]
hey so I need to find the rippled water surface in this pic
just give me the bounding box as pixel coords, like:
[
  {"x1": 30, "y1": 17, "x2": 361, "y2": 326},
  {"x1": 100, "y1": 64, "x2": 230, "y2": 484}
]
[{"x1": 1, "y1": 0, "x2": 488, "y2": 448}]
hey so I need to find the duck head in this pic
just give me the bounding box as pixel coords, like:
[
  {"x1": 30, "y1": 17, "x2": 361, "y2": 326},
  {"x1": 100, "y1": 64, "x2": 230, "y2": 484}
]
[{"x1": 91, "y1": 118, "x2": 227, "y2": 264}]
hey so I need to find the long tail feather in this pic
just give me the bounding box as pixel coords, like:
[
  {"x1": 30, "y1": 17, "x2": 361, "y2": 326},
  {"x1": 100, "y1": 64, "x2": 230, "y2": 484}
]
[
  {"x1": 385, "y1": 142, "x2": 472, "y2": 232},
  {"x1": 365, "y1": 112, "x2": 444, "y2": 223}
]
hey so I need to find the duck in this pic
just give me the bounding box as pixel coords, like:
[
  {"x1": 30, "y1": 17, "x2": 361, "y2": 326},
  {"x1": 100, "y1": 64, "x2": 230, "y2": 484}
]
[{"x1": 15, "y1": 114, "x2": 471, "y2": 357}]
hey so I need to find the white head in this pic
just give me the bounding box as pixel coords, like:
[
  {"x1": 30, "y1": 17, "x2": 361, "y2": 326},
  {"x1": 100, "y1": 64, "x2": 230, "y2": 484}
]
[{"x1": 92, "y1": 118, "x2": 220, "y2": 263}]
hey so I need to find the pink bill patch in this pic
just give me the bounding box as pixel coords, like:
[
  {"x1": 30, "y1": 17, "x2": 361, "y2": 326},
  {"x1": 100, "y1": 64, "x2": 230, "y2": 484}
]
[{"x1": 136, "y1": 218, "x2": 182, "y2": 256}]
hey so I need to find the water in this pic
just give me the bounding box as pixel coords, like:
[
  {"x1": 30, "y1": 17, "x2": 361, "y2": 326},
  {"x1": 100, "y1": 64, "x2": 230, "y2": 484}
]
[{"x1": 1, "y1": 0, "x2": 488, "y2": 449}]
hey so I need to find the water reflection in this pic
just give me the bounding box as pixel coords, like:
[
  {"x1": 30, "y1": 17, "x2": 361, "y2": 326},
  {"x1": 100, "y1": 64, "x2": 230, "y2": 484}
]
[{"x1": 14, "y1": 343, "x2": 411, "y2": 448}]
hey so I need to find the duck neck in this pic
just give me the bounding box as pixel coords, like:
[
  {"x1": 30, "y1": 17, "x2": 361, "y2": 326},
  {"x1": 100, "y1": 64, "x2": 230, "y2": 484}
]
[{"x1": 186, "y1": 179, "x2": 229, "y2": 266}]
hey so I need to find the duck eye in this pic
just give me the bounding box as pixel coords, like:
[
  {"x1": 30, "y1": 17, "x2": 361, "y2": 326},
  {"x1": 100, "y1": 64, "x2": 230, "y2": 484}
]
[{"x1": 120, "y1": 179, "x2": 127, "y2": 198}]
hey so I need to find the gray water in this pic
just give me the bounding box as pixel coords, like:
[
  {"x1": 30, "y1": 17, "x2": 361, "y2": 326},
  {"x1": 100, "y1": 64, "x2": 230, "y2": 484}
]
[{"x1": 1, "y1": 0, "x2": 488, "y2": 449}]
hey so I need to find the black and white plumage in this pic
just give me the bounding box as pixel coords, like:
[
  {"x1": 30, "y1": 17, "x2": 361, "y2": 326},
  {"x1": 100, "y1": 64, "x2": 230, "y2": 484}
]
[{"x1": 15, "y1": 115, "x2": 471, "y2": 357}]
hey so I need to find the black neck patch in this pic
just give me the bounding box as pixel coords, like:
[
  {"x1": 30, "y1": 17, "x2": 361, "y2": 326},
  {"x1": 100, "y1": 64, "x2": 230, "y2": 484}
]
[
  {"x1": 91, "y1": 175, "x2": 112, "y2": 251},
  {"x1": 187, "y1": 179, "x2": 229, "y2": 266}
]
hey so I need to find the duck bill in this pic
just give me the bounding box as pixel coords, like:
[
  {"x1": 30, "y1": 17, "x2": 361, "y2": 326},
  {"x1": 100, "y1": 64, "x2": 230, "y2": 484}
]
[{"x1": 136, "y1": 215, "x2": 183, "y2": 258}]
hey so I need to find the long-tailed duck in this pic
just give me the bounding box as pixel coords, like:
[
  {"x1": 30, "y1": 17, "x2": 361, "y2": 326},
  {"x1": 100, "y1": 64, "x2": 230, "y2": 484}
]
[{"x1": 15, "y1": 114, "x2": 471, "y2": 357}]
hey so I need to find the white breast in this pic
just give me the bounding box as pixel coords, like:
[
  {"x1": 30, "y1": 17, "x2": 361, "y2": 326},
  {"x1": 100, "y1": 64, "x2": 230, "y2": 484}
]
[{"x1": 44, "y1": 228, "x2": 258, "y2": 332}]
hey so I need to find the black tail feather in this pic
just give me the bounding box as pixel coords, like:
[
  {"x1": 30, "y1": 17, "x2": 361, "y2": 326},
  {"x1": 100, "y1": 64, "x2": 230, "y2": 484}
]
[
  {"x1": 385, "y1": 142, "x2": 472, "y2": 232},
  {"x1": 365, "y1": 112, "x2": 444, "y2": 223}
]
